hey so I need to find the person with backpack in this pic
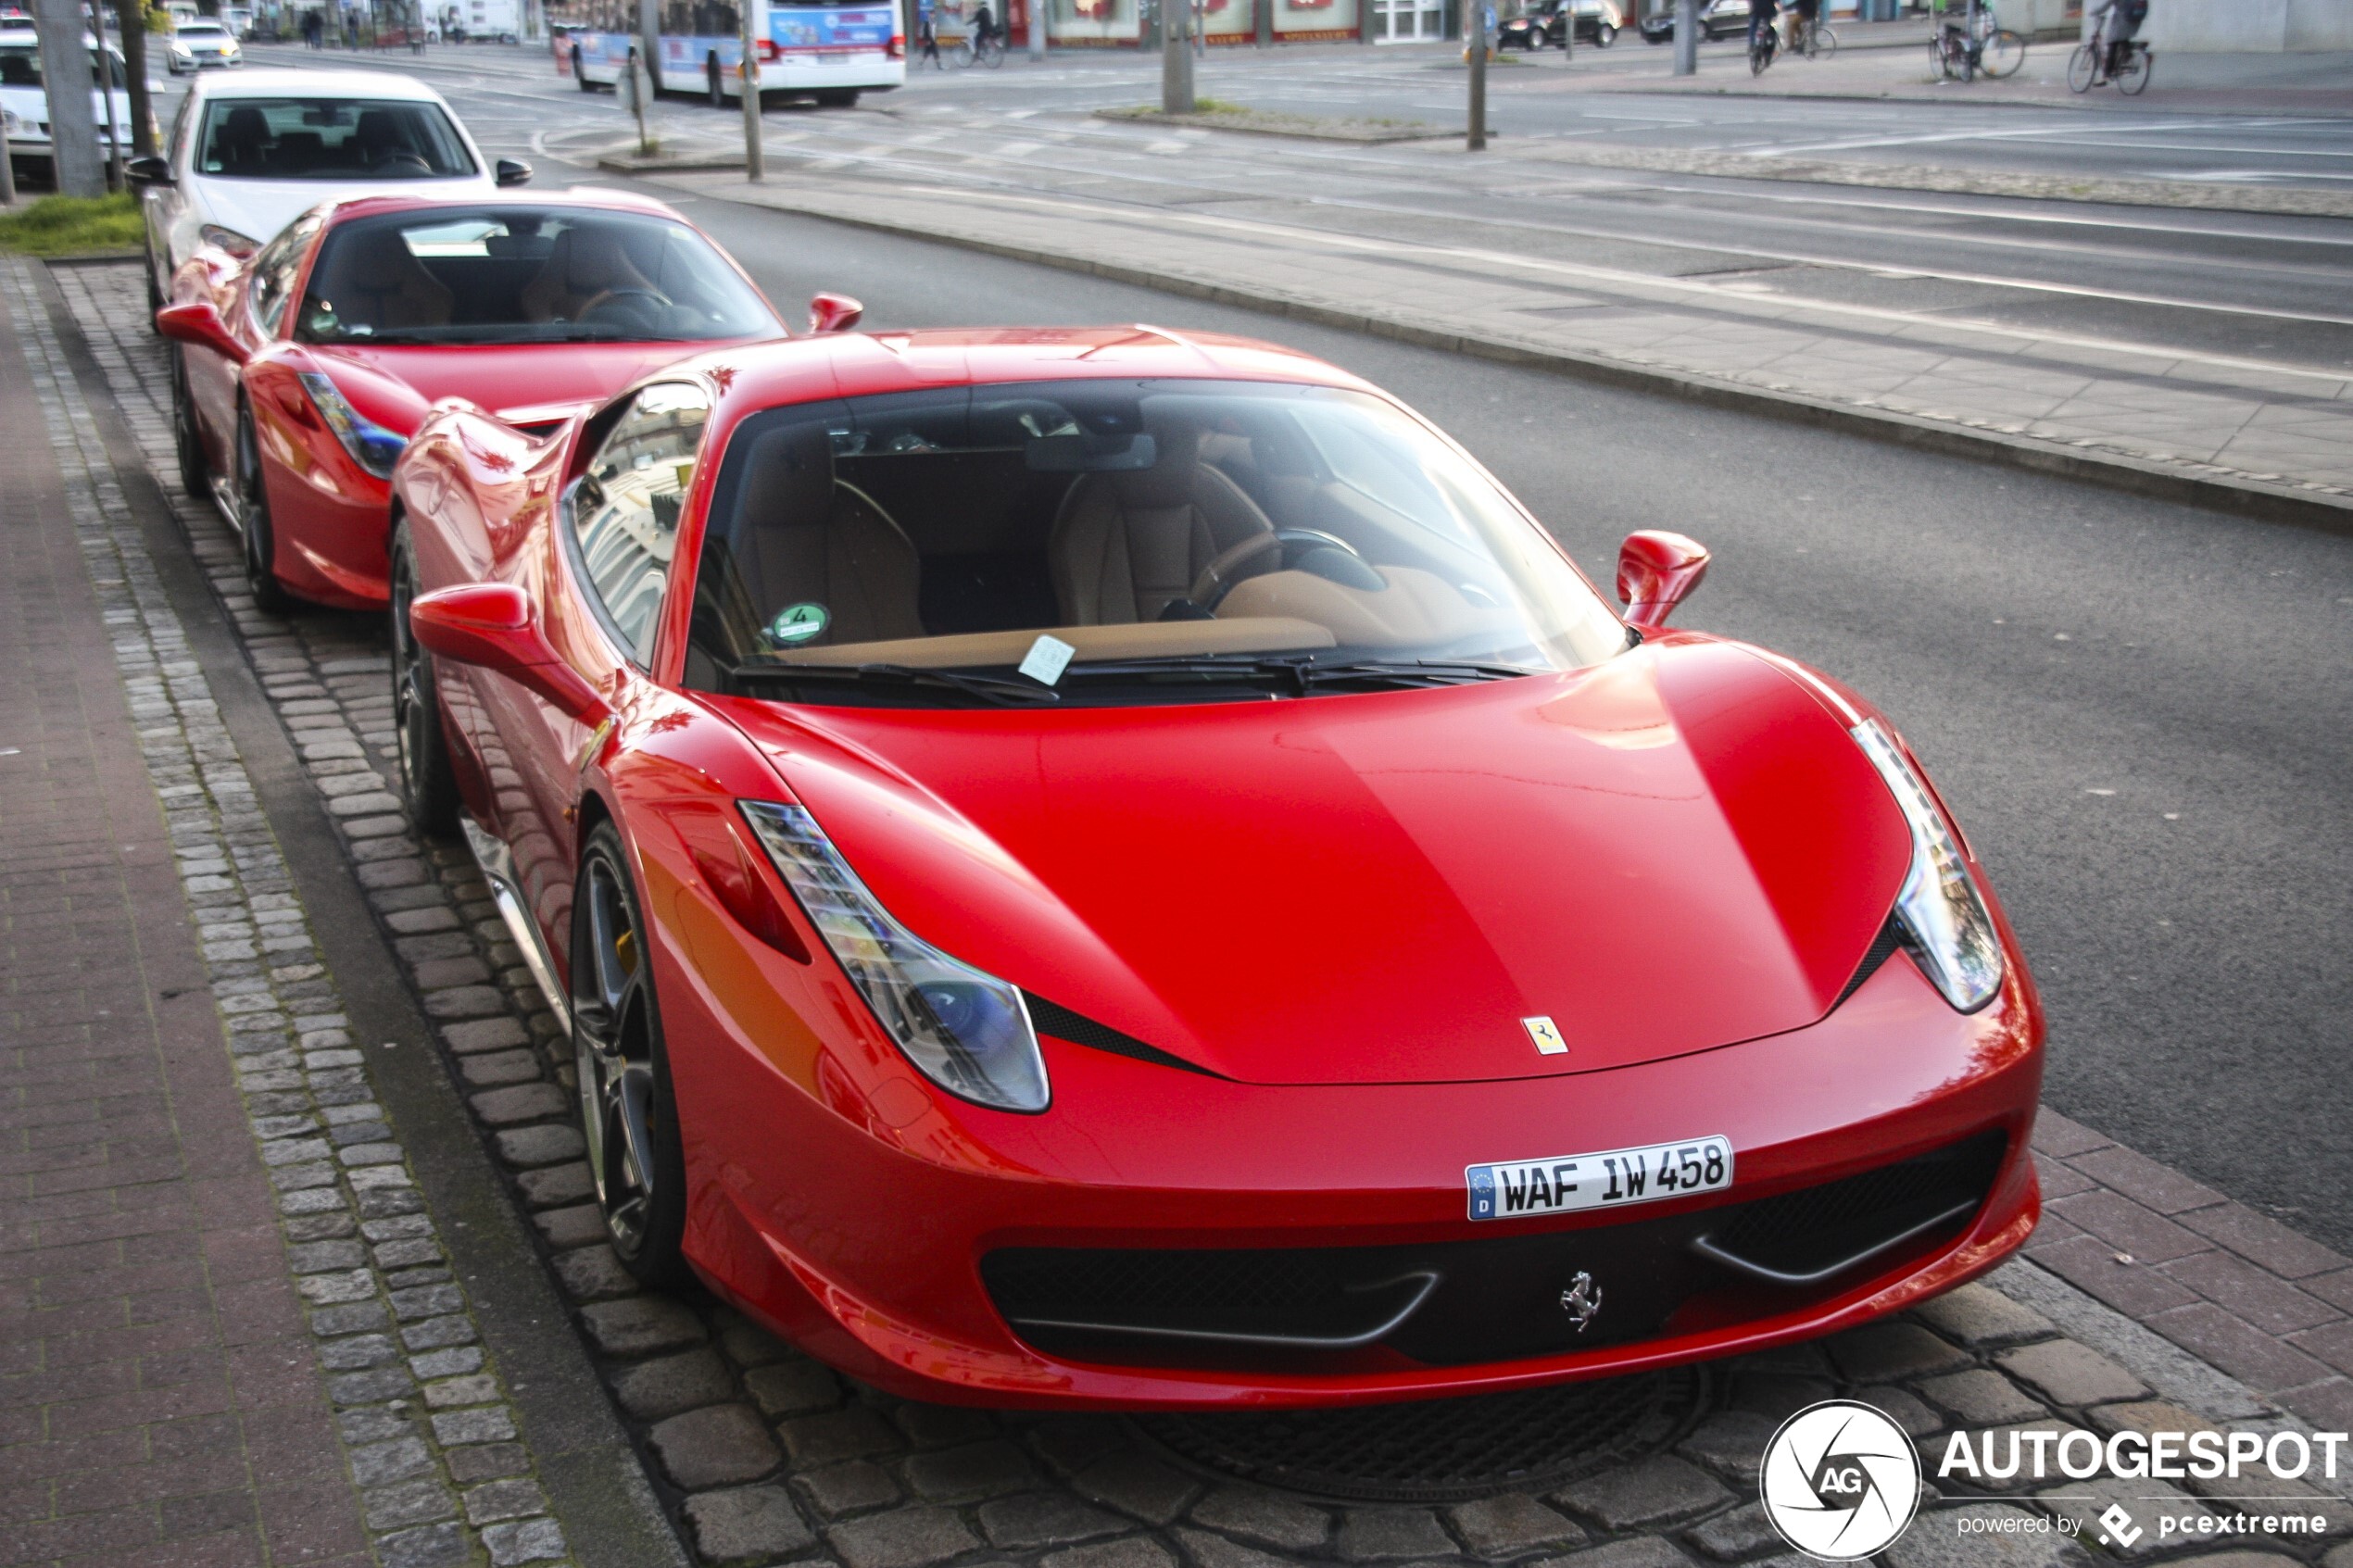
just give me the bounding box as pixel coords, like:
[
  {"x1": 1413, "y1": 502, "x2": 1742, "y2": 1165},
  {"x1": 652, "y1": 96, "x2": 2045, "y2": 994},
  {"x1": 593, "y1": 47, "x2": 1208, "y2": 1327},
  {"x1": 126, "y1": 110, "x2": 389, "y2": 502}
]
[{"x1": 2087, "y1": 0, "x2": 2146, "y2": 75}]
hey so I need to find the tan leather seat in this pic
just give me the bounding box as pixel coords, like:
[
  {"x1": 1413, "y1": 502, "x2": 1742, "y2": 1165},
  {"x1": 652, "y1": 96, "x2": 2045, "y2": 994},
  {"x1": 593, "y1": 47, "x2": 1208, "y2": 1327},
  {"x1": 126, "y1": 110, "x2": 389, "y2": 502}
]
[
  {"x1": 311, "y1": 236, "x2": 452, "y2": 332},
  {"x1": 519, "y1": 225, "x2": 655, "y2": 324},
  {"x1": 729, "y1": 422, "x2": 924, "y2": 647},
  {"x1": 1049, "y1": 423, "x2": 1278, "y2": 624}
]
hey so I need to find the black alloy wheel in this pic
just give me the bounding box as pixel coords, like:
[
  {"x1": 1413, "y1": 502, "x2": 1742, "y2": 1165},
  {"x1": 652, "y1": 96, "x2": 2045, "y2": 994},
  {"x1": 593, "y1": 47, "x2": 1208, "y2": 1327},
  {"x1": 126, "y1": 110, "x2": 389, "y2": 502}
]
[
  {"x1": 571, "y1": 823, "x2": 692, "y2": 1287},
  {"x1": 234, "y1": 405, "x2": 297, "y2": 614},
  {"x1": 170, "y1": 348, "x2": 209, "y2": 501},
  {"x1": 388, "y1": 521, "x2": 460, "y2": 837}
]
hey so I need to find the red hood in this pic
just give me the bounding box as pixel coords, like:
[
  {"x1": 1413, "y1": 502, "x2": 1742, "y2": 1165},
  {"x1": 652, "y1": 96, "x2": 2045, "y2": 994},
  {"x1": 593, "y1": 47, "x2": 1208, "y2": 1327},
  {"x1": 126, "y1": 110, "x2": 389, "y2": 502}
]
[
  {"x1": 310, "y1": 341, "x2": 752, "y2": 433},
  {"x1": 720, "y1": 638, "x2": 1913, "y2": 1087}
]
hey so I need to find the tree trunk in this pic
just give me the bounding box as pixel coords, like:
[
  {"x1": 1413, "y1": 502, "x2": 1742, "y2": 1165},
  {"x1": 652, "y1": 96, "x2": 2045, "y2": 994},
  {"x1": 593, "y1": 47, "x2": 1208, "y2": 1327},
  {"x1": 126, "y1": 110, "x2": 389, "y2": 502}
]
[
  {"x1": 33, "y1": 0, "x2": 106, "y2": 196},
  {"x1": 112, "y1": 0, "x2": 153, "y2": 157}
]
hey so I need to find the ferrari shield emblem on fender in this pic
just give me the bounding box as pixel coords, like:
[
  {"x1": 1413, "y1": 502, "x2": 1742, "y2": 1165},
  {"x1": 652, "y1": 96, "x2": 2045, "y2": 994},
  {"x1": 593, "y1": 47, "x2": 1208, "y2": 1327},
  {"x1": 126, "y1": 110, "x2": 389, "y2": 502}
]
[
  {"x1": 1561, "y1": 1272, "x2": 1603, "y2": 1331},
  {"x1": 1522, "y1": 1016, "x2": 1567, "y2": 1056}
]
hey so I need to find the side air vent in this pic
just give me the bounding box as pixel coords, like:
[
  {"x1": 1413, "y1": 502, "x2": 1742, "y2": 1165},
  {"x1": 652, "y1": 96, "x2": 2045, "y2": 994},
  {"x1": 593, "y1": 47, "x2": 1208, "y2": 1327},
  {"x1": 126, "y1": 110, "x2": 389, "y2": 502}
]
[
  {"x1": 1021, "y1": 993, "x2": 1220, "y2": 1077},
  {"x1": 1833, "y1": 917, "x2": 1908, "y2": 1009}
]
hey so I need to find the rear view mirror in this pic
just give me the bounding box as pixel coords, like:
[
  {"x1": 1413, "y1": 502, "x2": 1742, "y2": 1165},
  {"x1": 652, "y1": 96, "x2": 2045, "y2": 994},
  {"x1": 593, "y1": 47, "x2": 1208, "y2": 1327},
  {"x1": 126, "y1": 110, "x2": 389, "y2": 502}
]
[
  {"x1": 495, "y1": 157, "x2": 533, "y2": 186},
  {"x1": 1025, "y1": 433, "x2": 1158, "y2": 473},
  {"x1": 409, "y1": 583, "x2": 610, "y2": 724},
  {"x1": 125, "y1": 155, "x2": 171, "y2": 185},
  {"x1": 808, "y1": 292, "x2": 863, "y2": 334},
  {"x1": 154, "y1": 301, "x2": 245, "y2": 364},
  {"x1": 1617, "y1": 530, "x2": 1711, "y2": 631}
]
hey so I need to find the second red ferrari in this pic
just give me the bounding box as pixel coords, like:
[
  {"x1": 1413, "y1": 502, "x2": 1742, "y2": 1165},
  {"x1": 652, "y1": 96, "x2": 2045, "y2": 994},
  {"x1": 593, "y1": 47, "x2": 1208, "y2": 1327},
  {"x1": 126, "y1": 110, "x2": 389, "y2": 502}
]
[{"x1": 157, "y1": 188, "x2": 804, "y2": 612}]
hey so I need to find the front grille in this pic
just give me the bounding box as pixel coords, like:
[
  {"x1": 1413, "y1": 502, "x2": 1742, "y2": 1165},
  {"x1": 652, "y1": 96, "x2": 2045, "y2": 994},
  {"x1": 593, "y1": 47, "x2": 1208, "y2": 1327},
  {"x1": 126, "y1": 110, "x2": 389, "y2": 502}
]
[{"x1": 983, "y1": 1131, "x2": 2007, "y2": 1369}]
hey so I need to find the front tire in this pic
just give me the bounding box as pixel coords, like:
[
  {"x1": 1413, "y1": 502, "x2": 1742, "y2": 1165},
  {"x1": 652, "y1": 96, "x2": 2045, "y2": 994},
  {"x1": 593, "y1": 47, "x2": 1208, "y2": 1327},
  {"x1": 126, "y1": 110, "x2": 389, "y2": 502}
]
[
  {"x1": 2117, "y1": 45, "x2": 2149, "y2": 94},
  {"x1": 235, "y1": 404, "x2": 296, "y2": 615},
  {"x1": 170, "y1": 348, "x2": 208, "y2": 500},
  {"x1": 572, "y1": 823, "x2": 692, "y2": 1288},
  {"x1": 1594, "y1": 22, "x2": 1616, "y2": 45},
  {"x1": 390, "y1": 521, "x2": 460, "y2": 838}
]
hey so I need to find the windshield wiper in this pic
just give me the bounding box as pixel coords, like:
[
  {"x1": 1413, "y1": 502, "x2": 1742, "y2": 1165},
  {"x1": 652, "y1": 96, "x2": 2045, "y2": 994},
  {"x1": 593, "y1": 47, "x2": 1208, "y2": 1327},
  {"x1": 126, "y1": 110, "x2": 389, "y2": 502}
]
[
  {"x1": 730, "y1": 660, "x2": 1061, "y2": 708},
  {"x1": 1059, "y1": 655, "x2": 1540, "y2": 695}
]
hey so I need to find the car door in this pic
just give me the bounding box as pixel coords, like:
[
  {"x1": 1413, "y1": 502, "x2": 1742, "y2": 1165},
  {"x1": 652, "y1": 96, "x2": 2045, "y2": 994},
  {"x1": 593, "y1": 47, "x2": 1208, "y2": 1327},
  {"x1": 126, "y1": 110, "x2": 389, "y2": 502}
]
[
  {"x1": 184, "y1": 211, "x2": 316, "y2": 484},
  {"x1": 477, "y1": 381, "x2": 714, "y2": 959}
]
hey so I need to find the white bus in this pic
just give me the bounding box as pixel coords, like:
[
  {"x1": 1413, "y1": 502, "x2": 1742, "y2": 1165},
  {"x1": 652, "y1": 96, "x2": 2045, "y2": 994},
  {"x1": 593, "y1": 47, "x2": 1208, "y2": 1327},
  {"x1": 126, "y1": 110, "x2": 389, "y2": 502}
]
[{"x1": 569, "y1": 0, "x2": 902, "y2": 108}]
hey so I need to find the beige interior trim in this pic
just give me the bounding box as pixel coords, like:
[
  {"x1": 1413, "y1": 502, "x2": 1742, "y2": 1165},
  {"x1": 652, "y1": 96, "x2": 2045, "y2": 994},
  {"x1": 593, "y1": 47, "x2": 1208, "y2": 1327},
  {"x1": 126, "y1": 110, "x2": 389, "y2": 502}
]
[{"x1": 771, "y1": 617, "x2": 1339, "y2": 670}]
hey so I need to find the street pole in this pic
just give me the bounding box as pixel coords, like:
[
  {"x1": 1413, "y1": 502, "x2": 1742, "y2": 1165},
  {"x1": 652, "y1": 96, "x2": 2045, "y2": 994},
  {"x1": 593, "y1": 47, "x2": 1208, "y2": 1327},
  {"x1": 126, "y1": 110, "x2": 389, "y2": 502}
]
[
  {"x1": 1463, "y1": 0, "x2": 1484, "y2": 151},
  {"x1": 636, "y1": 0, "x2": 661, "y2": 101},
  {"x1": 1160, "y1": 0, "x2": 1190, "y2": 113},
  {"x1": 738, "y1": 0, "x2": 761, "y2": 181},
  {"x1": 1672, "y1": 0, "x2": 1695, "y2": 74},
  {"x1": 1028, "y1": 0, "x2": 1044, "y2": 58},
  {"x1": 630, "y1": 45, "x2": 653, "y2": 154},
  {"x1": 110, "y1": 0, "x2": 152, "y2": 157},
  {"x1": 33, "y1": 0, "x2": 106, "y2": 196},
  {"x1": 90, "y1": 1, "x2": 123, "y2": 191}
]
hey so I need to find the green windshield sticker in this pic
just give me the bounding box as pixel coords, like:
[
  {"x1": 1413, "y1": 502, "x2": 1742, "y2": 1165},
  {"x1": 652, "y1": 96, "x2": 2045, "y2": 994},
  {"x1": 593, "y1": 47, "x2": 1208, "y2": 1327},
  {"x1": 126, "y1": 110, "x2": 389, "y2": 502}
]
[{"x1": 769, "y1": 603, "x2": 830, "y2": 646}]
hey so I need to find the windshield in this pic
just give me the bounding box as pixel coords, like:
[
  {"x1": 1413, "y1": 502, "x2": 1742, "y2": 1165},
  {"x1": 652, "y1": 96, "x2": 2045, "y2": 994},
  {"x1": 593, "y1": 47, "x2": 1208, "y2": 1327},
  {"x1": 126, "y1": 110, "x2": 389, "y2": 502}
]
[
  {"x1": 196, "y1": 96, "x2": 474, "y2": 180},
  {"x1": 685, "y1": 379, "x2": 1629, "y2": 707},
  {"x1": 296, "y1": 207, "x2": 780, "y2": 346}
]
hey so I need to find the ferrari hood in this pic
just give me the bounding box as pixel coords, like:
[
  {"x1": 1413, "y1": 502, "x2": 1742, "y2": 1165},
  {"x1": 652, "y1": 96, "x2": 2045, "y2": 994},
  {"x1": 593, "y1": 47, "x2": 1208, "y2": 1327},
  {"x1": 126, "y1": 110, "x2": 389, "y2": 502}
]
[
  {"x1": 309, "y1": 342, "x2": 718, "y2": 433},
  {"x1": 731, "y1": 639, "x2": 1914, "y2": 1087}
]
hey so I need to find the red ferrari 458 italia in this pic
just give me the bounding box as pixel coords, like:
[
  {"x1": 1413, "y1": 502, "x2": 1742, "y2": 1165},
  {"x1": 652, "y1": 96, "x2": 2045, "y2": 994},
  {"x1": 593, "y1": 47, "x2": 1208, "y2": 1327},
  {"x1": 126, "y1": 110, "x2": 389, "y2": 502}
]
[
  {"x1": 156, "y1": 188, "x2": 794, "y2": 613},
  {"x1": 394, "y1": 324, "x2": 2043, "y2": 1410}
]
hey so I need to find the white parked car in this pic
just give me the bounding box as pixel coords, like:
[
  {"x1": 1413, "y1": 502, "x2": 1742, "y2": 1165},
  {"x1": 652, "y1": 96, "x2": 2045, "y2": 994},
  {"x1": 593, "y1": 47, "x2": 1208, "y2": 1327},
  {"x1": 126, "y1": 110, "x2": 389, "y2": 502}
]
[
  {"x1": 166, "y1": 16, "x2": 242, "y2": 72},
  {"x1": 132, "y1": 69, "x2": 530, "y2": 314},
  {"x1": 0, "y1": 31, "x2": 139, "y2": 184}
]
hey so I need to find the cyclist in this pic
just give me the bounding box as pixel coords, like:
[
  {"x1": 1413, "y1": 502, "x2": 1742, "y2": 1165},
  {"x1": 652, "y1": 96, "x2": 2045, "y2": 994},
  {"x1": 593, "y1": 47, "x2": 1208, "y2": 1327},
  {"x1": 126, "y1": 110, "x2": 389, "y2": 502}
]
[
  {"x1": 1785, "y1": 0, "x2": 1819, "y2": 51},
  {"x1": 1749, "y1": 0, "x2": 1780, "y2": 53},
  {"x1": 2087, "y1": 0, "x2": 2146, "y2": 76},
  {"x1": 972, "y1": 0, "x2": 999, "y2": 48}
]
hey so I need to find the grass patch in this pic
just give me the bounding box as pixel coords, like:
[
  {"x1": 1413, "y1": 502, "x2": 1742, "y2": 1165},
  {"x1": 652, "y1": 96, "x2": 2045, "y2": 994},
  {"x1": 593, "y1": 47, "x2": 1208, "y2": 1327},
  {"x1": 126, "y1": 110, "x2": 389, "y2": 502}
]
[{"x1": 0, "y1": 191, "x2": 144, "y2": 256}]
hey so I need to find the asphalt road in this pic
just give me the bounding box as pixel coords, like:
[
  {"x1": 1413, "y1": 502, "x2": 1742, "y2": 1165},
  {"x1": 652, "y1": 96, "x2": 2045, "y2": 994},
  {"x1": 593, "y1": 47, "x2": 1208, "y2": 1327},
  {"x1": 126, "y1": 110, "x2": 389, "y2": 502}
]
[
  {"x1": 233, "y1": 42, "x2": 2353, "y2": 378},
  {"x1": 176, "y1": 50, "x2": 2353, "y2": 1248}
]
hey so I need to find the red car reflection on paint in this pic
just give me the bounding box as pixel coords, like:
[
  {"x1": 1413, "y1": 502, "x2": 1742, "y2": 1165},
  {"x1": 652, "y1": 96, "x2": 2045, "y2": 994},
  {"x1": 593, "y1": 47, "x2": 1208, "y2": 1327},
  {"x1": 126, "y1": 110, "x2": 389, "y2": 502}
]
[
  {"x1": 155, "y1": 188, "x2": 791, "y2": 613},
  {"x1": 390, "y1": 323, "x2": 2043, "y2": 1410}
]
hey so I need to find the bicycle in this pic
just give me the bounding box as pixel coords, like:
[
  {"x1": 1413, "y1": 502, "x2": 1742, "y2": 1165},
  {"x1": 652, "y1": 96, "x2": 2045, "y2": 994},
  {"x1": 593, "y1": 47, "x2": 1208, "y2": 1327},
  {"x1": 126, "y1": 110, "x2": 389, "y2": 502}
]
[
  {"x1": 1789, "y1": 16, "x2": 1837, "y2": 56},
  {"x1": 1930, "y1": 6, "x2": 2023, "y2": 82},
  {"x1": 954, "y1": 30, "x2": 1006, "y2": 67},
  {"x1": 1748, "y1": 19, "x2": 1777, "y2": 75},
  {"x1": 2068, "y1": 23, "x2": 2150, "y2": 94}
]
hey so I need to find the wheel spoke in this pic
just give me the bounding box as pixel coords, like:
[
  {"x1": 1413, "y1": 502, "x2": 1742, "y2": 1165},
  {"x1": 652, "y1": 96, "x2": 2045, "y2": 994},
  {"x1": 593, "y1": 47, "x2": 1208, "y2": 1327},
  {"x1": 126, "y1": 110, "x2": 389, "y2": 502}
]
[{"x1": 613, "y1": 1062, "x2": 656, "y2": 1198}]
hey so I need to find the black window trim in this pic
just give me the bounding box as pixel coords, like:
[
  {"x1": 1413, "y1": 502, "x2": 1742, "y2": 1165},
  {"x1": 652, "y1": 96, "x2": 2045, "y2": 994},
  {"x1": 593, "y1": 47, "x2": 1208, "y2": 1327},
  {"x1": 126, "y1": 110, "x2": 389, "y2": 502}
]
[{"x1": 559, "y1": 381, "x2": 712, "y2": 674}]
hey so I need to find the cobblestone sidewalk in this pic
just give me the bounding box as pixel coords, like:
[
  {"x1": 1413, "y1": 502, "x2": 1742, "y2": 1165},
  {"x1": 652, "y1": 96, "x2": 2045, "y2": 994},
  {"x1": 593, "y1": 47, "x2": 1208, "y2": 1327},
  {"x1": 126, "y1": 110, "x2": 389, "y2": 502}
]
[
  {"x1": 2, "y1": 259, "x2": 581, "y2": 1568},
  {"x1": 30, "y1": 256, "x2": 2353, "y2": 1568}
]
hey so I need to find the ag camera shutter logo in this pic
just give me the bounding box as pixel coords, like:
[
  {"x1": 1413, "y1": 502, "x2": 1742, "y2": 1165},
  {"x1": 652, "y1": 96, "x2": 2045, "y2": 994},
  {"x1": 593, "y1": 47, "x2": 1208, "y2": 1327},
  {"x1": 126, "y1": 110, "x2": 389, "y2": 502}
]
[{"x1": 1761, "y1": 1400, "x2": 1921, "y2": 1561}]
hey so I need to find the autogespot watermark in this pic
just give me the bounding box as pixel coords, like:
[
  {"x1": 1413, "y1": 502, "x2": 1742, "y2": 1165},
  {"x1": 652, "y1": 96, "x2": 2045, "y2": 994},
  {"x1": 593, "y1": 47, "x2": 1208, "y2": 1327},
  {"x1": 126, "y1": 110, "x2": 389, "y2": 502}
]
[{"x1": 1759, "y1": 1400, "x2": 2348, "y2": 1562}]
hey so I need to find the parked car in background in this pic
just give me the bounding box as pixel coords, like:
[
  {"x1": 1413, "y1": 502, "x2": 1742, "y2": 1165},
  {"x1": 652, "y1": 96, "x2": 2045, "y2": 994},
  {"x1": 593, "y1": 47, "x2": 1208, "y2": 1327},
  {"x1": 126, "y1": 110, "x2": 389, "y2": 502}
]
[
  {"x1": 1639, "y1": 0, "x2": 1751, "y2": 43},
  {"x1": 223, "y1": 6, "x2": 256, "y2": 37},
  {"x1": 0, "y1": 32, "x2": 139, "y2": 185},
  {"x1": 155, "y1": 189, "x2": 793, "y2": 610},
  {"x1": 387, "y1": 321, "x2": 2046, "y2": 1411},
  {"x1": 167, "y1": 15, "x2": 244, "y2": 71},
  {"x1": 1501, "y1": 0, "x2": 1624, "y2": 48},
  {"x1": 134, "y1": 69, "x2": 522, "y2": 313}
]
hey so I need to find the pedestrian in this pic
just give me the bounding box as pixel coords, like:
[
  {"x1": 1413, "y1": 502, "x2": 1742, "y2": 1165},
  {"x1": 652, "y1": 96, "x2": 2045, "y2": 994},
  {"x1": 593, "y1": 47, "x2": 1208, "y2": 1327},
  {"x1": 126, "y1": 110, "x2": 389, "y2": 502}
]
[
  {"x1": 916, "y1": 1, "x2": 941, "y2": 65},
  {"x1": 302, "y1": 7, "x2": 321, "y2": 47}
]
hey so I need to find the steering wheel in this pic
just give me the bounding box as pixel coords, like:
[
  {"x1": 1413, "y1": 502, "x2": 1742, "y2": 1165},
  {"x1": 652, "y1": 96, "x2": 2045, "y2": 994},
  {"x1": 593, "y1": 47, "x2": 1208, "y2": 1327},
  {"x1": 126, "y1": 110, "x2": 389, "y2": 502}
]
[
  {"x1": 376, "y1": 152, "x2": 432, "y2": 175},
  {"x1": 578, "y1": 285, "x2": 673, "y2": 325},
  {"x1": 1188, "y1": 528, "x2": 1378, "y2": 614}
]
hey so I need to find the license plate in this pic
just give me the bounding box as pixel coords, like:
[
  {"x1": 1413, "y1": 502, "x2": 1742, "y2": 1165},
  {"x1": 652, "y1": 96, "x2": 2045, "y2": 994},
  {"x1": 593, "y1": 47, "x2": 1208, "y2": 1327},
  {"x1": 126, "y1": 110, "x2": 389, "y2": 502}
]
[{"x1": 1466, "y1": 1135, "x2": 1733, "y2": 1222}]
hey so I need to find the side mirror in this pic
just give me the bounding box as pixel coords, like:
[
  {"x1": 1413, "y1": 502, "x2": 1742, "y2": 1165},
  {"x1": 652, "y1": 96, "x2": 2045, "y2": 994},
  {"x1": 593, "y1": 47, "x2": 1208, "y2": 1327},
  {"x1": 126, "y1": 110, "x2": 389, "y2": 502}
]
[
  {"x1": 409, "y1": 583, "x2": 610, "y2": 725},
  {"x1": 1617, "y1": 530, "x2": 1711, "y2": 631},
  {"x1": 125, "y1": 154, "x2": 172, "y2": 185},
  {"x1": 154, "y1": 301, "x2": 247, "y2": 364},
  {"x1": 494, "y1": 157, "x2": 533, "y2": 186},
  {"x1": 808, "y1": 292, "x2": 863, "y2": 335}
]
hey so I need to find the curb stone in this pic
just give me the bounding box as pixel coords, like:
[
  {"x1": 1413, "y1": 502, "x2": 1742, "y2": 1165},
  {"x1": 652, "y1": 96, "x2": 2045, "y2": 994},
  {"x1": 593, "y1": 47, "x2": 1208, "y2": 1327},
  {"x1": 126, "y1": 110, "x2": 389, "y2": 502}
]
[{"x1": 44, "y1": 255, "x2": 2353, "y2": 1568}]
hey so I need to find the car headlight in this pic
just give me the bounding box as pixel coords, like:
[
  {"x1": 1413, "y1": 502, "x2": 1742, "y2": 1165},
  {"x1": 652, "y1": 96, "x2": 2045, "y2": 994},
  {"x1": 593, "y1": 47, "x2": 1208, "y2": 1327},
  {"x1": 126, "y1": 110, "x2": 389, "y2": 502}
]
[
  {"x1": 198, "y1": 222, "x2": 258, "y2": 257},
  {"x1": 739, "y1": 801, "x2": 1050, "y2": 1113},
  {"x1": 297, "y1": 372, "x2": 406, "y2": 479},
  {"x1": 1851, "y1": 720, "x2": 2003, "y2": 1012},
  {"x1": 170, "y1": 42, "x2": 192, "y2": 56}
]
